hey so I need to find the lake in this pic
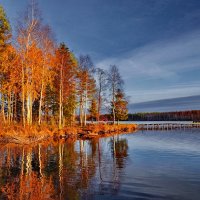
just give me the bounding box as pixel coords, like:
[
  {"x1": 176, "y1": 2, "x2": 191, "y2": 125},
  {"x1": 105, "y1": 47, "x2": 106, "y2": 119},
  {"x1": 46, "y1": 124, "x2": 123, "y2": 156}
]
[{"x1": 0, "y1": 129, "x2": 200, "y2": 200}]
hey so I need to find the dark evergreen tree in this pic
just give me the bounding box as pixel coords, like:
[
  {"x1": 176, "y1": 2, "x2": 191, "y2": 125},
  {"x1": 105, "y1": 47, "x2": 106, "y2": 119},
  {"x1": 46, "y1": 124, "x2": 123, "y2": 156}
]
[
  {"x1": 88, "y1": 98, "x2": 98, "y2": 121},
  {"x1": 111, "y1": 89, "x2": 128, "y2": 123}
]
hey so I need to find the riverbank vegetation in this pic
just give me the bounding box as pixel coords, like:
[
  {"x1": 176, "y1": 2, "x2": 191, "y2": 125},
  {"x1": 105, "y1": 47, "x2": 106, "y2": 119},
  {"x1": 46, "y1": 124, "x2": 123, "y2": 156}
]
[
  {"x1": 0, "y1": 2, "x2": 130, "y2": 141},
  {"x1": 0, "y1": 123, "x2": 137, "y2": 144}
]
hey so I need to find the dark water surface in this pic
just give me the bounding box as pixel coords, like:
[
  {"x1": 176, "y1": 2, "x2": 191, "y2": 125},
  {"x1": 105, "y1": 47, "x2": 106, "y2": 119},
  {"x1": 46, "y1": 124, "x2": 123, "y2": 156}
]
[{"x1": 0, "y1": 130, "x2": 200, "y2": 200}]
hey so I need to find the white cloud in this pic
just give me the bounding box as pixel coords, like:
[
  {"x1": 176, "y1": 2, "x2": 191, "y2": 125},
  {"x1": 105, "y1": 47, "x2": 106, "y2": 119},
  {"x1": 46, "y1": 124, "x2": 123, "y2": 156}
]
[
  {"x1": 96, "y1": 30, "x2": 200, "y2": 103},
  {"x1": 129, "y1": 83, "x2": 200, "y2": 103},
  {"x1": 96, "y1": 30, "x2": 200, "y2": 80}
]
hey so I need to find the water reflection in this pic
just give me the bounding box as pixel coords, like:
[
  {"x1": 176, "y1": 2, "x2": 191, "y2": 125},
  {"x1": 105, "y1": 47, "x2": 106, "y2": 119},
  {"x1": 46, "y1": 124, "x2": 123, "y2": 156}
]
[
  {"x1": 110, "y1": 136, "x2": 128, "y2": 169},
  {"x1": 0, "y1": 131, "x2": 200, "y2": 200},
  {"x1": 0, "y1": 145, "x2": 56, "y2": 199},
  {"x1": 0, "y1": 136, "x2": 128, "y2": 200}
]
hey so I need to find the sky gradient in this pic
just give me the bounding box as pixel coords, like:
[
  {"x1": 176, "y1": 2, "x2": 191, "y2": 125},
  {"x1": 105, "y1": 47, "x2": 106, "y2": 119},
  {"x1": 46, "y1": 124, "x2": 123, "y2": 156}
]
[{"x1": 1, "y1": 0, "x2": 200, "y2": 112}]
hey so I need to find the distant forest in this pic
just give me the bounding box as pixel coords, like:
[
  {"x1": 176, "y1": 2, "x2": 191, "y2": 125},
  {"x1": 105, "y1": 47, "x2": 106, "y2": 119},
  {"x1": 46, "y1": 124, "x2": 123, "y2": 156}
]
[{"x1": 128, "y1": 110, "x2": 200, "y2": 121}]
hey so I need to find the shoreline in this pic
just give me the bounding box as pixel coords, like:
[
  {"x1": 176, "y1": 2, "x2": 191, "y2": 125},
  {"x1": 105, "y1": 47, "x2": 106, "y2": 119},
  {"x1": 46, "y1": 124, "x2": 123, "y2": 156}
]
[{"x1": 0, "y1": 124, "x2": 137, "y2": 145}]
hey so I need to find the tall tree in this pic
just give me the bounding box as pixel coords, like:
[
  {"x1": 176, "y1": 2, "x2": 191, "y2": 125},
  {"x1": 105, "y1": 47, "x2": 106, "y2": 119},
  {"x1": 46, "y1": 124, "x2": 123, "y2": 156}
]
[
  {"x1": 0, "y1": 5, "x2": 11, "y2": 122},
  {"x1": 95, "y1": 68, "x2": 107, "y2": 122},
  {"x1": 77, "y1": 55, "x2": 96, "y2": 126},
  {"x1": 16, "y1": 0, "x2": 43, "y2": 125},
  {"x1": 0, "y1": 45, "x2": 20, "y2": 123},
  {"x1": 38, "y1": 26, "x2": 55, "y2": 125},
  {"x1": 54, "y1": 43, "x2": 77, "y2": 129},
  {"x1": 107, "y1": 65, "x2": 123, "y2": 124}
]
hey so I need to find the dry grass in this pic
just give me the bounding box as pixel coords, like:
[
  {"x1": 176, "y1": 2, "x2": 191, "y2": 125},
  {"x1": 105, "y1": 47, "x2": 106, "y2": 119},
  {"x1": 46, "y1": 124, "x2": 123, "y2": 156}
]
[
  {"x1": 0, "y1": 123, "x2": 53, "y2": 144},
  {"x1": 0, "y1": 122, "x2": 137, "y2": 144},
  {"x1": 86, "y1": 123, "x2": 137, "y2": 133},
  {"x1": 76, "y1": 123, "x2": 137, "y2": 139}
]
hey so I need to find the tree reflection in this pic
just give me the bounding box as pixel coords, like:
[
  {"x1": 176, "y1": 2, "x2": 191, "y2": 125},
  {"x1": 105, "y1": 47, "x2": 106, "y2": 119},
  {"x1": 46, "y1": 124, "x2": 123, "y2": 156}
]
[
  {"x1": 110, "y1": 136, "x2": 128, "y2": 168},
  {"x1": 0, "y1": 136, "x2": 129, "y2": 199},
  {"x1": 106, "y1": 136, "x2": 129, "y2": 193},
  {"x1": 0, "y1": 146, "x2": 56, "y2": 200},
  {"x1": 115, "y1": 137, "x2": 128, "y2": 169}
]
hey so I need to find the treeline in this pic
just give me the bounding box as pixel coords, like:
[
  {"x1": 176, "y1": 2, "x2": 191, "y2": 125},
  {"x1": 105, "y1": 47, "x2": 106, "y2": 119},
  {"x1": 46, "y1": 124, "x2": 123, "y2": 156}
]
[
  {"x1": 128, "y1": 110, "x2": 200, "y2": 121},
  {"x1": 0, "y1": 2, "x2": 128, "y2": 128}
]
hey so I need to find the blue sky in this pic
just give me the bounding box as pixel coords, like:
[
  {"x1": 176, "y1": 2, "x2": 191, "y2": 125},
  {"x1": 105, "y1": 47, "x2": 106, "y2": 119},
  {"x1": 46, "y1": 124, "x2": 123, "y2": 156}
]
[{"x1": 1, "y1": 0, "x2": 200, "y2": 111}]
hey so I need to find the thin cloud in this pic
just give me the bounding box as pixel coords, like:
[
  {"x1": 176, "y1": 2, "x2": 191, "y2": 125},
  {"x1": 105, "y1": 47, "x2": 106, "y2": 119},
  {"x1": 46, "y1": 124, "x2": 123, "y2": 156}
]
[
  {"x1": 97, "y1": 30, "x2": 200, "y2": 80},
  {"x1": 129, "y1": 83, "x2": 200, "y2": 103},
  {"x1": 129, "y1": 95, "x2": 200, "y2": 113},
  {"x1": 96, "y1": 30, "x2": 200, "y2": 104}
]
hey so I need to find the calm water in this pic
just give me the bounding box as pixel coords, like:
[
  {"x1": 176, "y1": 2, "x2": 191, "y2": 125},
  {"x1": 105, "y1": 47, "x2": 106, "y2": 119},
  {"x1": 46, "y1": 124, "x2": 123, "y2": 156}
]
[{"x1": 0, "y1": 130, "x2": 200, "y2": 200}]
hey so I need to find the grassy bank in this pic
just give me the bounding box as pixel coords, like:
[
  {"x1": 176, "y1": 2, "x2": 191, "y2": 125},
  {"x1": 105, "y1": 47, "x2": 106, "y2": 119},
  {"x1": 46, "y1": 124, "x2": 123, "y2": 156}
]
[{"x1": 0, "y1": 123, "x2": 137, "y2": 145}]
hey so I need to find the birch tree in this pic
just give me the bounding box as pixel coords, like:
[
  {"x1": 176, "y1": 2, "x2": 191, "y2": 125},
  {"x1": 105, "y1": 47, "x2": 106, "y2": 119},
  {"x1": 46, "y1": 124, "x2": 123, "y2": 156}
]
[
  {"x1": 38, "y1": 26, "x2": 55, "y2": 125},
  {"x1": 16, "y1": 1, "x2": 43, "y2": 125},
  {"x1": 0, "y1": 45, "x2": 20, "y2": 123},
  {"x1": 95, "y1": 68, "x2": 108, "y2": 122},
  {"x1": 78, "y1": 55, "x2": 96, "y2": 126},
  {"x1": 107, "y1": 65, "x2": 123, "y2": 124}
]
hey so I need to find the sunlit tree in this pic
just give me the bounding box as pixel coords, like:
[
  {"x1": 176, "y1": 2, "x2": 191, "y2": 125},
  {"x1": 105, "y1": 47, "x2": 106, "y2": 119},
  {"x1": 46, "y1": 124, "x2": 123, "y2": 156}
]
[
  {"x1": 77, "y1": 55, "x2": 96, "y2": 126},
  {"x1": 114, "y1": 89, "x2": 128, "y2": 123},
  {"x1": 0, "y1": 5, "x2": 12, "y2": 122},
  {"x1": 38, "y1": 26, "x2": 55, "y2": 125},
  {"x1": 16, "y1": 1, "x2": 44, "y2": 125},
  {"x1": 54, "y1": 43, "x2": 78, "y2": 129}
]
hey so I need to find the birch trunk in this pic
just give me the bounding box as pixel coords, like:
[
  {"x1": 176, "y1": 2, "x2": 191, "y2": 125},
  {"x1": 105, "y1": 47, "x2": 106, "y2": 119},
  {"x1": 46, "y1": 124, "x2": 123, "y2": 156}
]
[
  {"x1": 21, "y1": 63, "x2": 25, "y2": 126},
  {"x1": 79, "y1": 96, "x2": 83, "y2": 126},
  {"x1": 59, "y1": 57, "x2": 64, "y2": 129},
  {"x1": 97, "y1": 85, "x2": 102, "y2": 123},
  {"x1": 8, "y1": 93, "x2": 11, "y2": 124},
  {"x1": 84, "y1": 82, "x2": 88, "y2": 126},
  {"x1": 26, "y1": 93, "x2": 32, "y2": 125},
  {"x1": 112, "y1": 86, "x2": 116, "y2": 124}
]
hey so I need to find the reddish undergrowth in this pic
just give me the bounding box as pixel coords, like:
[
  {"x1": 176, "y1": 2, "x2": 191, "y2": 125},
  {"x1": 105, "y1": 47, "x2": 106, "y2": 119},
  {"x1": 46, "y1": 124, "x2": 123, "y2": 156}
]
[{"x1": 0, "y1": 123, "x2": 137, "y2": 144}]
